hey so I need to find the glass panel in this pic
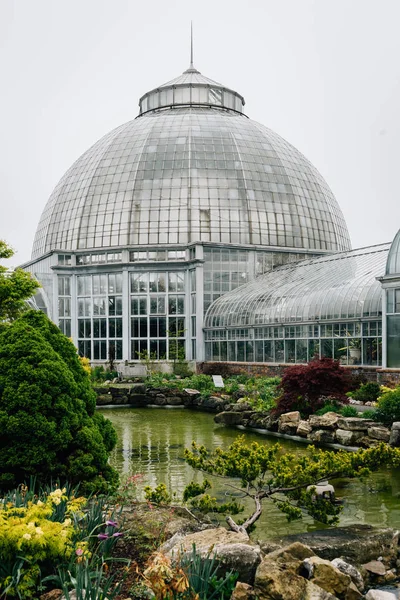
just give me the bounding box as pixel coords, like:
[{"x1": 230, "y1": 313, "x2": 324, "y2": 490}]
[{"x1": 387, "y1": 315, "x2": 400, "y2": 367}]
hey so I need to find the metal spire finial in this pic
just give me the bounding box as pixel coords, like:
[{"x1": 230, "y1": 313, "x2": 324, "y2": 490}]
[{"x1": 190, "y1": 21, "x2": 194, "y2": 69}]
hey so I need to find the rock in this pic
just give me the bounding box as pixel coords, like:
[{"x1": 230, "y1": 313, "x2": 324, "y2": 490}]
[
  {"x1": 166, "y1": 396, "x2": 183, "y2": 405},
  {"x1": 96, "y1": 394, "x2": 112, "y2": 405},
  {"x1": 152, "y1": 395, "x2": 167, "y2": 405},
  {"x1": 303, "y1": 556, "x2": 351, "y2": 597},
  {"x1": 131, "y1": 382, "x2": 146, "y2": 395},
  {"x1": 214, "y1": 412, "x2": 250, "y2": 426},
  {"x1": 389, "y1": 423, "x2": 400, "y2": 447},
  {"x1": 201, "y1": 396, "x2": 227, "y2": 411},
  {"x1": 331, "y1": 558, "x2": 364, "y2": 591},
  {"x1": 282, "y1": 525, "x2": 398, "y2": 565},
  {"x1": 184, "y1": 388, "x2": 200, "y2": 396},
  {"x1": 166, "y1": 527, "x2": 261, "y2": 585},
  {"x1": 255, "y1": 559, "x2": 337, "y2": 600},
  {"x1": 384, "y1": 569, "x2": 397, "y2": 583},
  {"x1": 308, "y1": 429, "x2": 336, "y2": 444},
  {"x1": 278, "y1": 411, "x2": 301, "y2": 434},
  {"x1": 309, "y1": 412, "x2": 340, "y2": 430},
  {"x1": 365, "y1": 591, "x2": 399, "y2": 599},
  {"x1": 337, "y1": 417, "x2": 375, "y2": 431},
  {"x1": 336, "y1": 429, "x2": 363, "y2": 446},
  {"x1": 345, "y1": 582, "x2": 364, "y2": 600},
  {"x1": 359, "y1": 436, "x2": 381, "y2": 448},
  {"x1": 255, "y1": 558, "x2": 308, "y2": 600},
  {"x1": 297, "y1": 420, "x2": 313, "y2": 437},
  {"x1": 368, "y1": 426, "x2": 391, "y2": 442},
  {"x1": 231, "y1": 582, "x2": 256, "y2": 600},
  {"x1": 264, "y1": 542, "x2": 315, "y2": 573},
  {"x1": 40, "y1": 591, "x2": 63, "y2": 600},
  {"x1": 362, "y1": 560, "x2": 387, "y2": 576}
]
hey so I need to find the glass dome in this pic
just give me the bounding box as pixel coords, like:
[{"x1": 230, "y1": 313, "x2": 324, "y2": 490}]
[
  {"x1": 32, "y1": 66, "x2": 351, "y2": 259},
  {"x1": 386, "y1": 229, "x2": 400, "y2": 275},
  {"x1": 204, "y1": 243, "x2": 389, "y2": 328}
]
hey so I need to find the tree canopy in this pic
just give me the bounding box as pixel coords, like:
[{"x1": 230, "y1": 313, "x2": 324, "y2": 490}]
[
  {"x1": 0, "y1": 310, "x2": 118, "y2": 494},
  {"x1": 184, "y1": 436, "x2": 400, "y2": 534},
  {"x1": 0, "y1": 240, "x2": 39, "y2": 321}
]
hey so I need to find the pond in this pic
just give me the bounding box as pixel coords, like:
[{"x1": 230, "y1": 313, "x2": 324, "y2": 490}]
[{"x1": 101, "y1": 407, "x2": 400, "y2": 540}]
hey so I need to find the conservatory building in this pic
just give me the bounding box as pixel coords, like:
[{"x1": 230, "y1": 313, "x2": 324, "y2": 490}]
[{"x1": 22, "y1": 58, "x2": 400, "y2": 369}]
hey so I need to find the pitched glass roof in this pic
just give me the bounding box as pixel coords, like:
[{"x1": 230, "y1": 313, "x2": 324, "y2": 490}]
[{"x1": 204, "y1": 243, "x2": 389, "y2": 328}]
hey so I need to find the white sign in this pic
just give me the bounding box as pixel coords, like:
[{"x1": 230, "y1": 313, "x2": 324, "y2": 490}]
[{"x1": 212, "y1": 375, "x2": 224, "y2": 388}]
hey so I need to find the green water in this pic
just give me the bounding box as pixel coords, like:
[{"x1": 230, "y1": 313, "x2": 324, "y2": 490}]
[{"x1": 101, "y1": 407, "x2": 400, "y2": 540}]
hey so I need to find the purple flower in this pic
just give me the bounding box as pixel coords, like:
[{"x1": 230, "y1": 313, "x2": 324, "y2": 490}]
[
  {"x1": 105, "y1": 520, "x2": 118, "y2": 528},
  {"x1": 112, "y1": 532, "x2": 124, "y2": 538},
  {"x1": 98, "y1": 533, "x2": 109, "y2": 540}
]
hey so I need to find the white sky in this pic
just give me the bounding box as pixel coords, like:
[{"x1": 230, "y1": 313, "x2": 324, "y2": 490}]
[{"x1": 1, "y1": 0, "x2": 400, "y2": 265}]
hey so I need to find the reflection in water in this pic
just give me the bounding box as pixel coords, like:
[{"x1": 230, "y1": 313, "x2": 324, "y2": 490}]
[{"x1": 101, "y1": 408, "x2": 400, "y2": 539}]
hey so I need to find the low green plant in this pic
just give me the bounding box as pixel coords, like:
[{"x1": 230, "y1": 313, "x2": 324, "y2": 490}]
[
  {"x1": 55, "y1": 561, "x2": 124, "y2": 600},
  {"x1": 143, "y1": 483, "x2": 171, "y2": 505},
  {"x1": 339, "y1": 405, "x2": 359, "y2": 418},
  {"x1": 361, "y1": 409, "x2": 377, "y2": 419},
  {"x1": 315, "y1": 402, "x2": 341, "y2": 416},
  {"x1": 348, "y1": 382, "x2": 381, "y2": 403},
  {"x1": 180, "y1": 544, "x2": 238, "y2": 600},
  {"x1": 375, "y1": 387, "x2": 400, "y2": 425}
]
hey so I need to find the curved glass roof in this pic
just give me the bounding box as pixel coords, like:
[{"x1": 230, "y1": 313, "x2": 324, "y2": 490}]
[
  {"x1": 386, "y1": 229, "x2": 400, "y2": 275},
  {"x1": 32, "y1": 66, "x2": 351, "y2": 259},
  {"x1": 204, "y1": 243, "x2": 389, "y2": 329}
]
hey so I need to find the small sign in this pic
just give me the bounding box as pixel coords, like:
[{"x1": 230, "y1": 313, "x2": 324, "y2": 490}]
[{"x1": 212, "y1": 375, "x2": 224, "y2": 388}]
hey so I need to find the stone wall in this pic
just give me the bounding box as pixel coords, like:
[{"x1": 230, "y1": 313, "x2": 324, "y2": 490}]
[{"x1": 197, "y1": 362, "x2": 400, "y2": 385}]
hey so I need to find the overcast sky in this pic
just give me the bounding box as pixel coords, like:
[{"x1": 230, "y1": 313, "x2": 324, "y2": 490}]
[{"x1": 1, "y1": 0, "x2": 400, "y2": 266}]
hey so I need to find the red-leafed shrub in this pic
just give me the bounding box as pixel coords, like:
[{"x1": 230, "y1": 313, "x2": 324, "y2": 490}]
[{"x1": 275, "y1": 358, "x2": 351, "y2": 417}]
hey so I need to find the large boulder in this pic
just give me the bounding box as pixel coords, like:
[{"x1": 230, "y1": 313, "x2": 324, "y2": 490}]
[
  {"x1": 389, "y1": 422, "x2": 400, "y2": 447},
  {"x1": 331, "y1": 558, "x2": 364, "y2": 591},
  {"x1": 309, "y1": 412, "x2": 340, "y2": 430},
  {"x1": 278, "y1": 411, "x2": 301, "y2": 434},
  {"x1": 282, "y1": 525, "x2": 399, "y2": 565},
  {"x1": 303, "y1": 556, "x2": 352, "y2": 598},
  {"x1": 337, "y1": 417, "x2": 375, "y2": 431},
  {"x1": 214, "y1": 411, "x2": 249, "y2": 426},
  {"x1": 365, "y1": 591, "x2": 399, "y2": 599},
  {"x1": 254, "y1": 558, "x2": 338, "y2": 600},
  {"x1": 336, "y1": 429, "x2": 364, "y2": 446},
  {"x1": 308, "y1": 429, "x2": 336, "y2": 444},
  {"x1": 165, "y1": 527, "x2": 261, "y2": 585},
  {"x1": 297, "y1": 420, "x2": 313, "y2": 437},
  {"x1": 368, "y1": 426, "x2": 391, "y2": 442}
]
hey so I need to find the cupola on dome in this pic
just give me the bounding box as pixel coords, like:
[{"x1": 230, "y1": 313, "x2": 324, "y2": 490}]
[{"x1": 32, "y1": 59, "x2": 351, "y2": 259}]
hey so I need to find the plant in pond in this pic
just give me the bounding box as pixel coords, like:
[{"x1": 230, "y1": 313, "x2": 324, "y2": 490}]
[
  {"x1": 184, "y1": 436, "x2": 400, "y2": 534},
  {"x1": 144, "y1": 483, "x2": 172, "y2": 505},
  {"x1": 276, "y1": 357, "x2": 351, "y2": 417}
]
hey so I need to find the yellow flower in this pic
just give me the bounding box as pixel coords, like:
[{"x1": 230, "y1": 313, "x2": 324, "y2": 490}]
[
  {"x1": 27, "y1": 522, "x2": 35, "y2": 529},
  {"x1": 23, "y1": 533, "x2": 31, "y2": 540},
  {"x1": 63, "y1": 518, "x2": 72, "y2": 527},
  {"x1": 35, "y1": 527, "x2": 44, "y2": 535}
]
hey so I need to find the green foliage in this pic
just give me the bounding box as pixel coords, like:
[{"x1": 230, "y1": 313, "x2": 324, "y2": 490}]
[
  {"x1": 0, "y1": 483, "x2": 127, "y2": 599},
  {"x1": 349, "y1": 382, "x2": 381, "y2": 403},
  {"x1": 189, "y1": 494, "x2": 244, "y2": 516},
  {"x1": 240, "y1": 377, "x2": 280, "y2": 412},
  {"x1": 361, "y1": 409, "x2": 377, "y2": 419},
  {"x1": 0, "y1": 486, "x2": 85, "y2": 598},
  {"x1": 0, "y1": 311, "x2": 118, "y2": 494},
  {"x1": 339, "y1": 405, "x2": 359, "y2": 417},
  {"x1": 375, "y1": 386, "x2": 400, "y2": 425},
  {"x1": 184, "y1": 435, "x2": 400, "y2": 532},
  {"x1": 0, "y1": 241, "x2": 40, "y2": 322},
  {"x1": 56, "y1": 561, "x2": 124, "y2": 600},
  {"x1": 180, "y1": 544, "x2": 238, "y2": 600},
  {"x1": 182, "y1": 479, "x2": 211, "y2": 502},
  {"x1": 90, "y1": 366, "x2": 119, "y2": 383},
  {"x1": 144, "y1": 483, "x2": 172, "y2": 505}
]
